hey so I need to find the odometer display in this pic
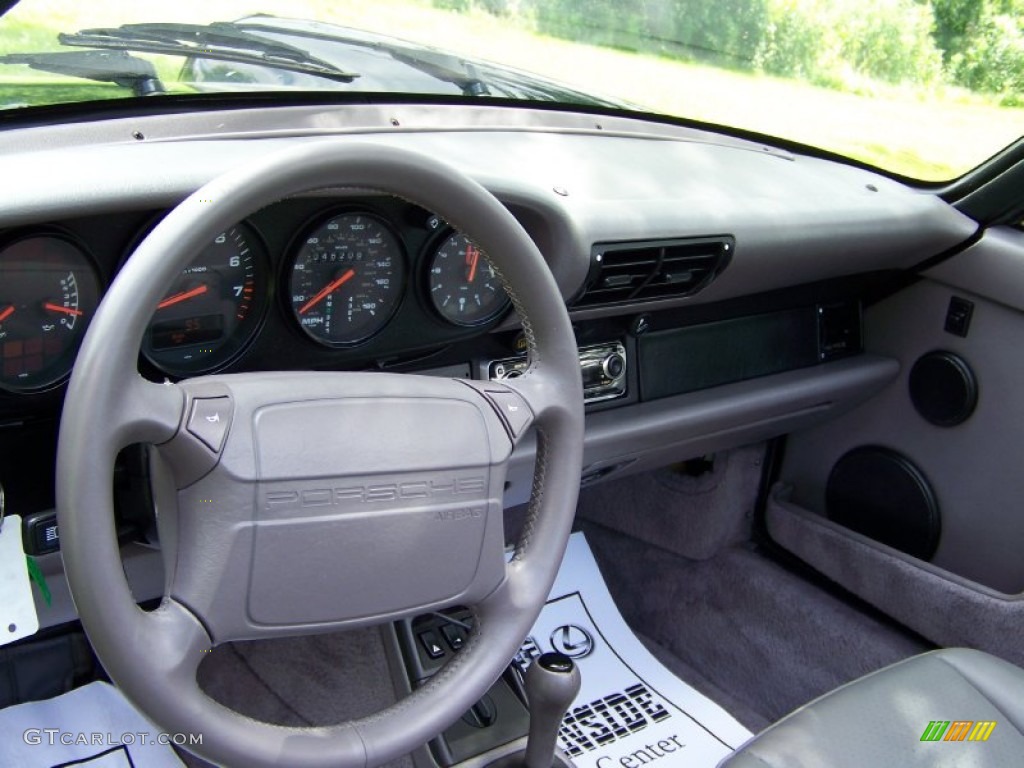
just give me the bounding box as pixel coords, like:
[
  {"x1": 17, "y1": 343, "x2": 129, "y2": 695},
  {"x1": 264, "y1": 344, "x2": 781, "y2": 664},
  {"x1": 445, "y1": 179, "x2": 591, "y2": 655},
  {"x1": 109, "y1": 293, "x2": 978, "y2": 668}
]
[
  {"x1": 288, "y1": 212, "x2": 405, "y2": 346},
  {"x1": 150, "y1": 314, "x2": 224, "y2": 350}
]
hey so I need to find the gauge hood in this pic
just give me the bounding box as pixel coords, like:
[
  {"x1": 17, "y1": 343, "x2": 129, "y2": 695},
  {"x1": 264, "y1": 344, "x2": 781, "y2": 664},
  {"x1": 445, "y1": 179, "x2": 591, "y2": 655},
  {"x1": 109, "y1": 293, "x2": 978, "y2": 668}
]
[{"x1": 182, "y1": 14, "x2": 628, "y2": 107}]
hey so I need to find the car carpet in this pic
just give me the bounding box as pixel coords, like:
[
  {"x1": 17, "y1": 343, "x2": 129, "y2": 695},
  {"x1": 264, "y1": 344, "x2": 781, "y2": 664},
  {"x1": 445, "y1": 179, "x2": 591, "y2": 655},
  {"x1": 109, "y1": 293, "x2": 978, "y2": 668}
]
[
  {"x1": 579, "y1": 519, "x2": 931, "y2": 725},
  {"x1": 575, "y1": 446, "x2": 765, "y2": 562},
  {"x1": 193, "y1": 627, "x2": 414, "y2": 768},
  {"x1": 634, "y1": 630, "x2": 770, "y2": 733}
]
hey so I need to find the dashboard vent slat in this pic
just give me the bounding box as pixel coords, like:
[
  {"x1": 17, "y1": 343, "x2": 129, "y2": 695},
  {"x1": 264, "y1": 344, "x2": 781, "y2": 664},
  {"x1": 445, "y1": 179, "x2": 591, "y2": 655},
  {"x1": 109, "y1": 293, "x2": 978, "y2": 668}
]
[{"x1": 572, "y1": 236, "x2": 733, "y2": 308}]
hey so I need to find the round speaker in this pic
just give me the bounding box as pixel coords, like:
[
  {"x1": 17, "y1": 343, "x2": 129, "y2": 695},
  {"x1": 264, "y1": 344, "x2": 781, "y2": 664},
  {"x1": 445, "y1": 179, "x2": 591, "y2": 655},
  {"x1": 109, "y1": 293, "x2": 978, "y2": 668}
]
[
  {"x1": 826, "y1": 447, "x2": 940, "y2": 561},
  {"x1": 908, "y1": 351, "x2": 977, "y2": 427}
]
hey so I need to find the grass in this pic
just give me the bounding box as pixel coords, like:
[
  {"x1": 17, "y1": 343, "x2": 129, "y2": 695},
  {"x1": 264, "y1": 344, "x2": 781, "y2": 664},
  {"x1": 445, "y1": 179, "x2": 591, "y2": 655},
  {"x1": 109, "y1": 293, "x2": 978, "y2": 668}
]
[
  {"x1": 0, "y1": 81, "x2": 121, "y2": 108},
  {"x1": 0, "y1": 0, "x2": 1021, "y2": 181}
]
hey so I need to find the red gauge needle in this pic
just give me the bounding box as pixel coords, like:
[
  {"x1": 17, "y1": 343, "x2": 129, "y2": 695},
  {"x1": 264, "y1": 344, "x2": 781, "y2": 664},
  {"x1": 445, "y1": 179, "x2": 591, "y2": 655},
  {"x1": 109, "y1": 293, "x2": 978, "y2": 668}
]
[
  {"x1": 466, "y1": 243, "x2": 480, "y2": 283},
  {"x1": 157, "y1": 284, "x2": 208, "y2": 310},
  {"x1": 0, "y1": 305, "x2": 14, "y2": 323},
  {"x1": 299, "y1": 268, "x2": 355, "y2": 315},
  {"x1": 43, "y1": 302, "x2": 83, "y2": 318}
]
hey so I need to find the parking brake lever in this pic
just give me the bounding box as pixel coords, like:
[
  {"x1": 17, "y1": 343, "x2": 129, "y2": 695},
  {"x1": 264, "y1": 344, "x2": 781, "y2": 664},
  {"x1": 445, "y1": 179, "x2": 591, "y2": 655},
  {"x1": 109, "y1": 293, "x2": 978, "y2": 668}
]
[{"x1": 523, "y1": 652, "x2": 581, "y2": 768}]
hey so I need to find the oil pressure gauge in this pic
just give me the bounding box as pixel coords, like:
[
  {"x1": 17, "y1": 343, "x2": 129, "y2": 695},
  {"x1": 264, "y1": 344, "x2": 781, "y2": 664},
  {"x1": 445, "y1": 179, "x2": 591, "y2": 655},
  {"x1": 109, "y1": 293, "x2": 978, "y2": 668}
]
[{"x1": 427, "y1": 231, "x2": 509, "y2": 327}]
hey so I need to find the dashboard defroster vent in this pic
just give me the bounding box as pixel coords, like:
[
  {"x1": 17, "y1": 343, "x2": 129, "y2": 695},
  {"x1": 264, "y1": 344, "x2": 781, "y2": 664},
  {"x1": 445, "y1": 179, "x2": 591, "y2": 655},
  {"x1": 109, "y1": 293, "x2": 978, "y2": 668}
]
[{"x1": 573, "y1": 236, "x2": 733, "y2": 308}]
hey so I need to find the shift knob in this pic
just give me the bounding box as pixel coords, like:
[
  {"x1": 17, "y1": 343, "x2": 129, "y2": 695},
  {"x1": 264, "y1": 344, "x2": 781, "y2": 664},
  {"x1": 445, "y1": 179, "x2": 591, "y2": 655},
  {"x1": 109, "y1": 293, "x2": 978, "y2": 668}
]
[{"x1": 524, "y1": 652, "x2": 582, "y2": 768}]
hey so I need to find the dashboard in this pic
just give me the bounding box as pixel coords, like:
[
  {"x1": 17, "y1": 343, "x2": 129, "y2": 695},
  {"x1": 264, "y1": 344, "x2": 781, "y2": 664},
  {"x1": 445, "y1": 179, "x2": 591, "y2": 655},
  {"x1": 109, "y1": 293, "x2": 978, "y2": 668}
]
[{"x1": 0, "y1": 102, "x2": 981, "y2": 592}]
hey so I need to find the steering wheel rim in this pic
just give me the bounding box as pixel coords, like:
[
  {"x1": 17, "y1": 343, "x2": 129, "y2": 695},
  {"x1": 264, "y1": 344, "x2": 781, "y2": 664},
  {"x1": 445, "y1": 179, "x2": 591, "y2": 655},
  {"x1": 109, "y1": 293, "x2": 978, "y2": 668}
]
[{"x1": 56, "y1": 142, "x2": 584, "y2": 767}]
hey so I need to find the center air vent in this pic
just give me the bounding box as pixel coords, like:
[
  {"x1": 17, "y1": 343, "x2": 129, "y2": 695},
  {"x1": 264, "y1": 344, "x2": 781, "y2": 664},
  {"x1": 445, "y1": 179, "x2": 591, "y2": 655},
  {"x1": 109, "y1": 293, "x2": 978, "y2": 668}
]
[{"x1": 573, "y1": 236, "x2": 733, "y2": 308}]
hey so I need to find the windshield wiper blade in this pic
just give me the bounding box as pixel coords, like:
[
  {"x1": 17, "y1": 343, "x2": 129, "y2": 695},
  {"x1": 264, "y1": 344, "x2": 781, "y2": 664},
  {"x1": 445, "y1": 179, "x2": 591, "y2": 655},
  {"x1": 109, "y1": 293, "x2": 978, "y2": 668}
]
[
  {"x1": 236, "y1": 17, "x2": 489, "y2": 98},
  {"x1": 387, "y1": 50, "x2": 491, "y2": 97},
  {"x1": 59, "y1": 21, "x2": 359, "y2": 84},
  {"x1": 0, "y1": 50, "x2": 165, "y2": 97}
]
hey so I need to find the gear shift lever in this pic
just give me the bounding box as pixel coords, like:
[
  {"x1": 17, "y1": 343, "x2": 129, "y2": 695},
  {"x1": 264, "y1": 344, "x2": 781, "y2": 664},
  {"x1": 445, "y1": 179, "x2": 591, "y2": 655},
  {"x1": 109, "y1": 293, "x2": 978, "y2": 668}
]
[{"x1": 524, "y1": 652, "x2": 582, "y2": 768}]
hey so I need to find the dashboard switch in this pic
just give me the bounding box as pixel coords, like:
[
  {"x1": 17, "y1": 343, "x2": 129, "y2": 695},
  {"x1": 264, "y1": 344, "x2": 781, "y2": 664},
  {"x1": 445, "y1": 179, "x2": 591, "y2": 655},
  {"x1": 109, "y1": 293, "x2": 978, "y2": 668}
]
[
  {"x1": 23, "y1": 510, "x2": 60, "y2": 555},
  {"x1": 186, "y1": 396, "x2": 233, "y2": 453}
]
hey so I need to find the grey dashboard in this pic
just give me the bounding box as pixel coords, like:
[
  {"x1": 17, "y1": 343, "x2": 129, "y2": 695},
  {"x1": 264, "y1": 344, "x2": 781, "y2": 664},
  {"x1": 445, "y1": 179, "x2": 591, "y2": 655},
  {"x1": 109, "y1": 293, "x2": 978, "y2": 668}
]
[
  {"x1": 0, "y1": 103, "x2": 981, "y2": 625},
  {"x1": 0, "y1": 104, "x2": 974, "y2": 292}
]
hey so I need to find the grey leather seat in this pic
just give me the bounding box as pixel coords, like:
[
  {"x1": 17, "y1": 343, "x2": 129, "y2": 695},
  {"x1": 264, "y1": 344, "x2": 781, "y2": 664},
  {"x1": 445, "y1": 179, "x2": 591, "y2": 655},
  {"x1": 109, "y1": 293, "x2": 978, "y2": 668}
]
[{"x1": 719, "y1": 648, "x2": 1024, "y2": 767}]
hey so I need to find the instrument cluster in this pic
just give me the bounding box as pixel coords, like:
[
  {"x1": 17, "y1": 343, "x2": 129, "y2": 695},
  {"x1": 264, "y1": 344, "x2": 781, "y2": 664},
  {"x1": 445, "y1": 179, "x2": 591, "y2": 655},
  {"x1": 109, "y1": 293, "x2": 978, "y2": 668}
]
[{"x1": 0, "y1": 197, "x2": 513, "y2": 395}]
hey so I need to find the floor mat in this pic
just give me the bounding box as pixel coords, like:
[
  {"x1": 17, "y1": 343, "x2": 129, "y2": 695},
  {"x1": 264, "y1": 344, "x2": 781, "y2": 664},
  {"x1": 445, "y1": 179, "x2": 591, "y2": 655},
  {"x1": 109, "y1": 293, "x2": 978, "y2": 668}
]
[
  {"x1": 521, "y1": 532, "x2": 751, "y2": 768},
  {"x1": 0, "y1": 680, "x2": 185, "y2": 767}
]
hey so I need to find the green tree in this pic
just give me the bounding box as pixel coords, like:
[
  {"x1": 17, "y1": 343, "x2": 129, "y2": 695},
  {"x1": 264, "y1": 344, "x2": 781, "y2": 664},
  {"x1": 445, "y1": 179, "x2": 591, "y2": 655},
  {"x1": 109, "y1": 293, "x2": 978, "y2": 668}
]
[
  {"x1": 756, "y1": 0, "x2": 942, "y2": 86},
  {"x1": 931, "y1": 0, "x2": 986, "y2": 61},
  {"x1": 948, "y1": 9, "x2": 1024, "y2": 94},
  {"x1": 528, "y1": 0, "x2": 768, "y2": 66}
]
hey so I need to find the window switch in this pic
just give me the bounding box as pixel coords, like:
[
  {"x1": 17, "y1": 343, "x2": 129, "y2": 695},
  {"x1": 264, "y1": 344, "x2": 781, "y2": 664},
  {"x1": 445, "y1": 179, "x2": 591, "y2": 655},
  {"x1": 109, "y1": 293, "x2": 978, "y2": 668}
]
[
  {"x1": 441, "y1": 623, "x2": 468, "y2": 651},
  {"x1": 419, "y1": 630, "x2": 446, "y2": 660},
  {"x1": 945, "y1": 296, "x2": 974, "y2": 338}
]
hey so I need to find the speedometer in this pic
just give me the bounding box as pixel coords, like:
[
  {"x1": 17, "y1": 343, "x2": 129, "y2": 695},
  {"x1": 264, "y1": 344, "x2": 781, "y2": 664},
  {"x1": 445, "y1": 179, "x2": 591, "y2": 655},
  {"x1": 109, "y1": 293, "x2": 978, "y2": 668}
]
[{"x1": 288, "y1": 212, "x2": 405, "y2": 346}]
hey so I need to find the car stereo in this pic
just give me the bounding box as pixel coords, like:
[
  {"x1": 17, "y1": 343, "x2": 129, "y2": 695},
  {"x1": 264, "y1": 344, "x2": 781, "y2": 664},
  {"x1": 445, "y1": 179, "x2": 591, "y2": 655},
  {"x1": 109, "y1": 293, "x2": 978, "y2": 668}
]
[{"x1": 487, "y1": 342, "x2": 627, "y2": 404}]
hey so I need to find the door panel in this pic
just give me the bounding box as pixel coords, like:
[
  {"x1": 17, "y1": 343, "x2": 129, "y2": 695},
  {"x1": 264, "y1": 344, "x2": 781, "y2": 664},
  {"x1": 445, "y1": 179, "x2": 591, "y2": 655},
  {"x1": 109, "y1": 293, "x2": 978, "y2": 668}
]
[{"x1": 780, "y1": 226, "x2": 1024, "y2": 595}]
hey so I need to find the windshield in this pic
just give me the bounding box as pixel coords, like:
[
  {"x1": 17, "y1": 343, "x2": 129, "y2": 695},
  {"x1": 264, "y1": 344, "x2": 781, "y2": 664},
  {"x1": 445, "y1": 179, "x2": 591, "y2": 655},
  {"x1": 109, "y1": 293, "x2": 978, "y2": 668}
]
[{"x1": 1, "y1": 0, "x2": 1021, "y2": 182}]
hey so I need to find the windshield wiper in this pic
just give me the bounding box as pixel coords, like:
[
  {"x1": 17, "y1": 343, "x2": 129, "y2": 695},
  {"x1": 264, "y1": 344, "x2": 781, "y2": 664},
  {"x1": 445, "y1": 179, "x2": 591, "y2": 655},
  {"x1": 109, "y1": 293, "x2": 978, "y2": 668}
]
[
  {"x1": 0, "y1": 50, "x2": 165, "y2": 97},
  {"x1": 235, "y1": 17, "x2": 490, "y2": 98},
  {"x1": 59, "y1": 21, "x2": 359, "y2": 85}
]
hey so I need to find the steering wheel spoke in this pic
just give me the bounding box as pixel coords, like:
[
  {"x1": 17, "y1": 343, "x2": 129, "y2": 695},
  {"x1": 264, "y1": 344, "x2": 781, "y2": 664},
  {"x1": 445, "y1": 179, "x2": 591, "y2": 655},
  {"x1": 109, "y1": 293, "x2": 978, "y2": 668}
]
[
  {"x1": 137, "y1": 598, "x2": 211, "y2": 688},
  {"x1": 124, "y1": 376, "x2": 187, "y2": 442},
  {"x1": 63, "y1": 372, "x2": 185, "y2": 454}
]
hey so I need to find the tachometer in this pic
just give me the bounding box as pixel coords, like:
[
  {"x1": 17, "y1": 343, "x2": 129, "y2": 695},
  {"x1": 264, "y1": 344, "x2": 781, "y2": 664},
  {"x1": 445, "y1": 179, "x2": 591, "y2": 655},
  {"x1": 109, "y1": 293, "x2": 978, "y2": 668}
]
[
  {"x1": 427, "y1": 231, "x2": 509, "y2": 327},
  {"x1": 288, "y1": 212, "x2": 405, "y2": 346},
  {"x1": 0, "y1": 234, "x2": 101, "y2": 393},
  {"x1": 142, "y1": 224, "x2": 267, "y2": 375}
]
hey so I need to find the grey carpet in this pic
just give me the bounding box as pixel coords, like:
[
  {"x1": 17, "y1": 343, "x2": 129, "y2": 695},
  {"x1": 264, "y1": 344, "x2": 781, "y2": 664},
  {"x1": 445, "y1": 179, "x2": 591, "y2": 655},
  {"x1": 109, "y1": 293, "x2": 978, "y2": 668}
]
[
  {"x1": 187, "y1": 626, "x2": 415, "y2": 768},
  {"x1": 581, "y1": 520, "x2": 931, "y2": 725},
  {"x1": 636, "y1": 631, "x2": 770, "y2": 733},
  {"x1": 577, "y1": 445, "x2": 764, "y2": 561}
]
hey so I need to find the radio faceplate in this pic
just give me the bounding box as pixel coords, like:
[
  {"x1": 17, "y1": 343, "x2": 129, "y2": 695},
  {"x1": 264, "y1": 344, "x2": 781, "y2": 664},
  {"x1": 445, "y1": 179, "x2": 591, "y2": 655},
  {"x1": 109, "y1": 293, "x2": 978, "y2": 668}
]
[{"x1": 488, "y1": 342, "x2": 627, "y2": 404}]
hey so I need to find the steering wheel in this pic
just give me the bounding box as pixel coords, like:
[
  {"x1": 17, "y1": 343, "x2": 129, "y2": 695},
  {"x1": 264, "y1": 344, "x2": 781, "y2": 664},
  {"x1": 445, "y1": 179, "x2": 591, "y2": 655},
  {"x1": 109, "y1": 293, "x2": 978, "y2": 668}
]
[{"x1": 56, "y1": 143, "x2": 584, "y2": 768}]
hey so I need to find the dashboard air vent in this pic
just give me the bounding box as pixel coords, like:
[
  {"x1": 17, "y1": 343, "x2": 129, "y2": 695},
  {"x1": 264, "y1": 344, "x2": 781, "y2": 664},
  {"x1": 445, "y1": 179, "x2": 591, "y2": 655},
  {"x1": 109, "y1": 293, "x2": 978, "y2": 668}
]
[{"x1": 573, "y1": 236, "x2": 733, "y2": 308}]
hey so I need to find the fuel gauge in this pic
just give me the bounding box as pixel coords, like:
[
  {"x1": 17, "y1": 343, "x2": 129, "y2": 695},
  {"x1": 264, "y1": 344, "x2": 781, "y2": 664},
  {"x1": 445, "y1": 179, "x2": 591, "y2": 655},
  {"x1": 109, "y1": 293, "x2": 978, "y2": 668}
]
[{"x1": 0, "y1": 234, "x2": 101, "y2": 393}]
